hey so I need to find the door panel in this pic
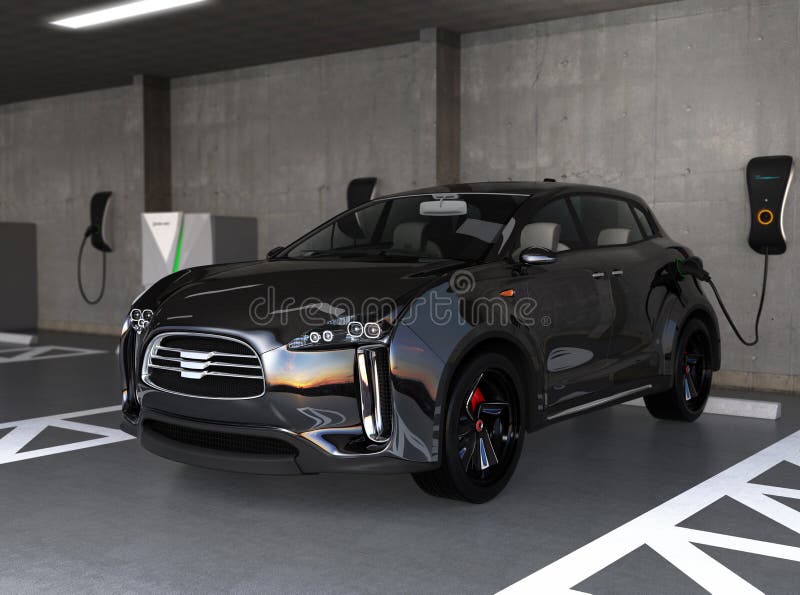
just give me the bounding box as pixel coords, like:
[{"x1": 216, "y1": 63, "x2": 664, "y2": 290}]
[
  {"x1": 600, "y1": 241, "x2": 662, "y2": 385},
  {"x1": 522, "y1": 250, "x2": 615, "y2": 408}
]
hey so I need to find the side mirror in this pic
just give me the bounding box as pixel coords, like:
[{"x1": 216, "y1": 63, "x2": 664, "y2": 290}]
[
  {"x1": 520, "y1": 246, "x2": 556, "y2": 265},
  {"x1": 267, "y1": 246, "x2": 284, "y2": 259}
]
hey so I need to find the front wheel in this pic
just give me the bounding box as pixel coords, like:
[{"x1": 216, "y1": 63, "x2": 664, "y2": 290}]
[
  {"x1": 644, "y1": 318, "x2": 713, "y2": 421},
  {"x1": 412, "y1": 353, "x2": 525, "y2": 503}
]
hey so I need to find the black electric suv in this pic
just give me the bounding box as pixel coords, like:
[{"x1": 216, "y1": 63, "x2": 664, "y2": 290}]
[{"x1": 120, "y1": 182, "x2": 720, "y2": 502}]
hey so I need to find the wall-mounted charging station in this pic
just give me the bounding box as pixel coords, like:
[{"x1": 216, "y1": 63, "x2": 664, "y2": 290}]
[
  {"x1": 747, "y1": 155, "x2": 793, "y2": 255},
  {"x1": 77, "y1": 191, "x2": 113, "y2": 305},
  {"x1": 651, "y1": 155, "x2": 794, "y2": 347},
  {"x1": 347, "y1": 177, "x2": 378, "y2": 210}
]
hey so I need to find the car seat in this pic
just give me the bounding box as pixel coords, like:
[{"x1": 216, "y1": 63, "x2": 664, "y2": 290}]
[
  {"x1": 513, "y1": 222, "x2": 560, "y2": 258},
  {"x1": 597, "y1": 227, "x2": 631, "y2": 246}
]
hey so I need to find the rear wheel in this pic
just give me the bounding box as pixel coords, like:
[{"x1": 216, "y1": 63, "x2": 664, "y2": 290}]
[
  {"x1": 412, "y1": 353, "x2": 525, "y2": 503},
  {"x1": 644, "y1": 319, "x2": 713, "y2": 421}
]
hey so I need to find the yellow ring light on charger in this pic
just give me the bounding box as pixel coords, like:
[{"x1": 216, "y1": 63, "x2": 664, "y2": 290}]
[{"x1": 757, "y1": 209, "x2": 774, "y2": 226}]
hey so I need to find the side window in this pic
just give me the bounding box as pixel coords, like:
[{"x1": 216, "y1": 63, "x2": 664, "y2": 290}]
[
  {"x1": 630, "y1": 203, "x2": 656, "y2": 238},
  {"x1": 570, "y1": 195, "x2": 644, "y2": 247},
  {"x1": 511, "y1": 198, "x2": 582, "y2": 255},
  {"x1": 532, "y1": 199, "x2": 582, "y2": 251}
]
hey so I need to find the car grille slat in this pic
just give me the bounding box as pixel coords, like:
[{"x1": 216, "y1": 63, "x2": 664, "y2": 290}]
[
  {"x1": 155, "y1": 346, "x2": 256, "y2": 359},
  {"x1": 143, "y1": 333, "x2": 265, "y2": 399},
  {"x1": 149, "y1": 354, "x2": 262, "y2": 370}
]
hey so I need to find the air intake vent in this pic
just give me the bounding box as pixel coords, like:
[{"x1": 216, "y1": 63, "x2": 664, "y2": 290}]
[
  {"x1": 357, "y1": 345, "x2": 393, "y2": 443},
  {"x1": 145, "y1": 420, "x2": 298, "y2": 456},
  {"x1": 143, "y1": 333, "x2": 265, "y2": 399}
]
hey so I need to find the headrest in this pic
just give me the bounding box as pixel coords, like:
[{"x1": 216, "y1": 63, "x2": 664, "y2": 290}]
[
  {"x1": 597, "y1": 227, "x2": 631, "y2": 246},
  {"x1": 393, "y1": 222, "x2": 427, "y2": 253},
  {"x1": 517, "y1": 222, "x2": 560, "y2": 254}
]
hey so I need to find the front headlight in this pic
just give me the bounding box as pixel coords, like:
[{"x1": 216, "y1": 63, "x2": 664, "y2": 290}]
[
  {"x1": 126, "y1": 308, "x2": 154, "y2": 334},
  {"x1": 288, "y1": 316, "x2": 392, "y2": 350}
]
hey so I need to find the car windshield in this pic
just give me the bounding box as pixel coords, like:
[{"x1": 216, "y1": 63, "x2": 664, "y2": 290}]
[{"x1": 284, "y1": 194, "x2": 526, "y2": 262}]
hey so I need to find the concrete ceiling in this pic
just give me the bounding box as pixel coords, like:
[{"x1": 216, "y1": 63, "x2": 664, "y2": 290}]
[{"x1": 2, "y1": 0, "x2": 671, "y2": 105}]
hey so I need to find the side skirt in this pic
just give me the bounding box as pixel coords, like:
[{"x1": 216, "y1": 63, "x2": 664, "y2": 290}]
[{"x1": 546, "y1": 384, "x2": 653, "y2": 421}]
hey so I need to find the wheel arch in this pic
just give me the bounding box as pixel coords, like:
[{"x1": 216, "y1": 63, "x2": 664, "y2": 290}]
[
  {"x1": 436, "y1": 331, "x2": 543, "y2": 432},
  {"x1": 658, "y1": 300, "x2": 721, "y2": 375}
]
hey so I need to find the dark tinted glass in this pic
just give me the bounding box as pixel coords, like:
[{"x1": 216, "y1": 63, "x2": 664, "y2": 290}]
[
  {"x1": 631, "y1": 203, "x2": 656, "y2": 237},
  {"x1": 570, "y1": 195, "x2": 644, "y2": 247},
  {"x1": 286, "y1": 194, "x2": 525, "y2": 262},
  {"x1": 530, "y1": 199, "x2": 582, "y2": 250}
]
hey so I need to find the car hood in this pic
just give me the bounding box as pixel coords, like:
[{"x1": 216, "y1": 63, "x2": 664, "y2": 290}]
[{"x1": 143, "y1": 258, "x2": 461, "y2": 349}]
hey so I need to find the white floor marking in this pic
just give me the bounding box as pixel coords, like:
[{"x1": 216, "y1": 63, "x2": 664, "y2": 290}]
[
  {"x1": 499, "y1": 430, "x2": 800, "y2": 595},
  {"x1": 0, "y1": 405, "x2": 132, "y2": 465},
  {"x1": 0, "y1": 345, "x2": 106, "y2": 364}
]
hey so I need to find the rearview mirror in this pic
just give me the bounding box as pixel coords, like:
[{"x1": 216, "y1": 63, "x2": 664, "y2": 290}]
[
  {"x1": 520, "y1": 246, "x2": 556, "y2": 265},
  {"x1": 420, "y1": 198, "x2": 468, "y2": 217}
]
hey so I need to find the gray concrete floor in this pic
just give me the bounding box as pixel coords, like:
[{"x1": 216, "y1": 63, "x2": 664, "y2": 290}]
[{"x1": 1, "y1": 332, "x2": 799, "y2": 593}]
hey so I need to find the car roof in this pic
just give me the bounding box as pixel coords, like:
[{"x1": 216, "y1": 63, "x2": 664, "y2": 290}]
[{"x1": 381, "y1": 181, "x2": 648, "y2": 207}]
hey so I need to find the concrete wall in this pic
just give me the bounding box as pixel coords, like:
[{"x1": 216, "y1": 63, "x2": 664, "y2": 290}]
[
  {"x1": 1, "y1": 0, "x2": 797, "y2": 391},
  {"x1": 171, "y1": 42, "x2": 422, "y2": 252},
  {"x1": 0, "y1": 86, "x2": 144, "y2": 334},
  {"x1": 461, "y1": 0, "x2": 800, "y2": 391}
]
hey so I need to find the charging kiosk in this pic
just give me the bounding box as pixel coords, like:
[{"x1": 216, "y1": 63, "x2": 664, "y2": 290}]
[
  {"x1": 141, "y1": 213, "x2": 258, "y2": 288},
  {"x1": 0, "y1": 222, "x2": 38, "y2": 342}
]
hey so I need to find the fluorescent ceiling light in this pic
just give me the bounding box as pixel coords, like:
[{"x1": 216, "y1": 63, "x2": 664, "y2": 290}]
[{"x1": 50, "y1": 0, "x2": 207, "y2": 29}]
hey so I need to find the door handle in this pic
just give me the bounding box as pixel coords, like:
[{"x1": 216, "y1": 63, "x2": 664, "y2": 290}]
[
  {"x1": 611, "y1": 269, "x2": 624, "y2": 276},
  {"x1": 591, "y1": 272, "x2": 606, "y2": 279}
]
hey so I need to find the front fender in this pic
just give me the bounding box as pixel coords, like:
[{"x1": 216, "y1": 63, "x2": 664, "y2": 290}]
[{"x1": 387, "y1": 283, "x2": 543, "y2": 464}]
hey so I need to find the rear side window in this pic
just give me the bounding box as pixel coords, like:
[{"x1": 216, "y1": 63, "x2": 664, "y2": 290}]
[
  {"x1": 631, "y1": 203, "x2": 656, "y2": 238},
  {"x1": 570, "y1": 195, "x2": 644, "y2": 247}
]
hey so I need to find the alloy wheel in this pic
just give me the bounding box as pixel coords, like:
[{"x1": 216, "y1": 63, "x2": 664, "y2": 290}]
[
  {"x1": 682, "y1": 330, "x2": 712, "y2": 412},
  {"x1": 456, "y1": 370, "x2": 518, "y2": 482}
]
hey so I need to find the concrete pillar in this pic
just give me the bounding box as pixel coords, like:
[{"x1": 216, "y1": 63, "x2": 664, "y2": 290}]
[
  {"x1": 134, "y1": 75, "x2": 172, "y2": 212},
  {"x1": 415, "y1": 28, "x2": 461, "y2": 187}
]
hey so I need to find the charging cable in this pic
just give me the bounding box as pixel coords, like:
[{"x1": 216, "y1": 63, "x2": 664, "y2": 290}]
[
  {"x1": 701, "y1": 253, "x2": 768, "y2": 346},
  {"x1": 655, "y1": 254, "x2": 768, "y2": 346},
  {"x1": 77, "y1": 225, "x2": 107, "y2": 305}
]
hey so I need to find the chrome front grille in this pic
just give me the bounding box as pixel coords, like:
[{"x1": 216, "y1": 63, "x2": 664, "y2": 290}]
[{"x1": 142, "y1": 333, "x2": 265, "y2": 399}]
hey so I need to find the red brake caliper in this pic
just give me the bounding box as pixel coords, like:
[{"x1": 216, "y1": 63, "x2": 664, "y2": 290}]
[{"x1": 470, "y1": 386, "x2": 486, "y2": 431}]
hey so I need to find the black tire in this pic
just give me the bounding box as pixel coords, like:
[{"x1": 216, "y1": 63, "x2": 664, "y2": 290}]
[
  {"x1": 644, "y1": 318, "x2": 713, "y2": 421},
  {"x1": 412, "y1": 352, "x2": 525, "y2": 503}
]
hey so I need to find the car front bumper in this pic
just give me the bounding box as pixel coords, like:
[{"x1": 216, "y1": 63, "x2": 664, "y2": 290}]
[
  {"x1": 121, "y1": 408, "x2": 434, "y2": 474},
  {"x1": 120, "y1": 326, "x2": 440, "y2": 474}
]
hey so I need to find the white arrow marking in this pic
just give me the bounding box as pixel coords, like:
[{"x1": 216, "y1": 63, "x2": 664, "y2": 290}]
[
  {"x1": 0, "y1": 345, "x2": 105, "y2": 364},
  {"x1": 499, "y1": 429, "x2": 800, "y2": 594},
  {"x1": 0, "y1": 405, "x2": 132, "y2": 465}
]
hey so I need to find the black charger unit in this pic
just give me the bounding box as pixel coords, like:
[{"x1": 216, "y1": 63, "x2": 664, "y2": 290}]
[
  {"x1": 78, "y1": 191, "x2": 113, "y2": 305},
  {"x1": 747, "y1": 155, "x2": 793, "y2": 255},
  {"x1": 347, "y1": 177, "x2": 378, "y2": 210}
]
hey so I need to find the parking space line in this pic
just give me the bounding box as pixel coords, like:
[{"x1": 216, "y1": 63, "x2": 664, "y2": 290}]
[
  {"x1": 648, "y1": 534, "x2": 762, "y2": 595},
  {"x1": 674, "y1": 527, "x2": 800, "y2": 563},
  {"x1": 0, "y1": 405, "x2": 132, "y2": 465},
  {"x1": 0, "y1": 345, "x2": 106, "y2": 364},
  {"x1": 499, "y1": 430, "x2": 800, "y2": 595}
]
